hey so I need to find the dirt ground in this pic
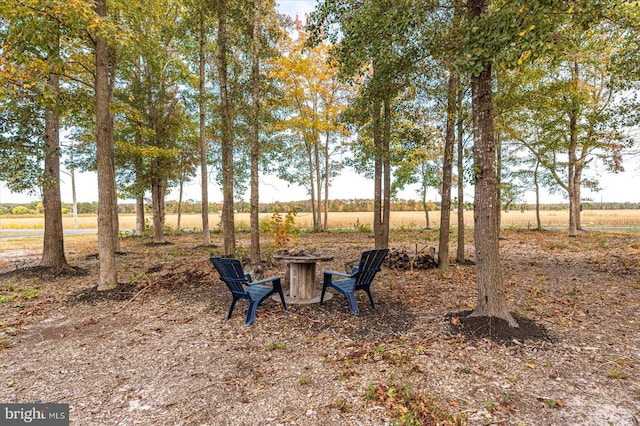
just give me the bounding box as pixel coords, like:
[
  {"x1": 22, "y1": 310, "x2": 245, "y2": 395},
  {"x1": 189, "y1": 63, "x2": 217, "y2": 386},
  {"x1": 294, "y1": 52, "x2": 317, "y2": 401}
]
[{"x1": 1, "y1": 229, "x2": 639, "y2": 425}]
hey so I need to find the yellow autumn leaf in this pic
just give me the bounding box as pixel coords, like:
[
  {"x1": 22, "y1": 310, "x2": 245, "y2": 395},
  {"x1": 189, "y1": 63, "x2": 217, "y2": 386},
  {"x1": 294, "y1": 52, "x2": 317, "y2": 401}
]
[
  {"x1": 525, "y1": 362, "x2": 536, "y2": 370},
  {"x1": 519, "y1": 30, "x2": 527, "y2": 36}
]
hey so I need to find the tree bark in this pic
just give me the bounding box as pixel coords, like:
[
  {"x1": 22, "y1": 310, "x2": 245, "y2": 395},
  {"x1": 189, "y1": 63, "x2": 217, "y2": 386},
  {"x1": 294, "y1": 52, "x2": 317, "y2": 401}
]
[
  {"x1": 95, "y1": 0, "x2": 118, "y2": 290},
  {"x1": 323, "y1": 132, "x2": 330, "y2": 231},
  {"x1": 534, "y1": 160, "x2": 542, "y2": 230},
  {"x1": 422, "y1": 167, "x2": 430, "y2": 228},
  {"x1": 218, "y1": 0, "x2": 235, "y2": 255},
  {"x1": 456, "y1": 85, "x2": 465, "y2": 263},
  {"x1": 199, "y1": 12, "x2": 211, "y2": 246},
  {"x1": 381, "y1": 98, "x2": 391, "y2": 248},
  {"x1": 41, "y1": 44, "x2": 67, "y2": 269},
  {"x1": 568, "y1": 60, "x2": 580, "y2": 237},
  {"x1": 151, "y1": 166, "x2": 166, "y2": 244},
  {"x1": 313, "y1": 94, "x2": 322, "y2": 230},
  {"x1": 135, "y1": 195, "x2": 145, "y2": 236},
  {"x1": 249, "y1": 0, "x2": 261, "y2": 260},
  {"x1": 439, "y1": 71, "x2": 457, "y2": 271},
  {"x1": 468, "y1": 0, "x2": 516, "y2": 326},
  {"x1": 372, "y1": 99, "x2": 383, "y2": 248}
]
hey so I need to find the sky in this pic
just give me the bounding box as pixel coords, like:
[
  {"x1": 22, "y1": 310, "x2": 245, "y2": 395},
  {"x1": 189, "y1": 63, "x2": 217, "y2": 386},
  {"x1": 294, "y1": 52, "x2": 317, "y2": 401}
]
[{"x1": 1, "y1": 1, "x2": 639, "y2": 207}]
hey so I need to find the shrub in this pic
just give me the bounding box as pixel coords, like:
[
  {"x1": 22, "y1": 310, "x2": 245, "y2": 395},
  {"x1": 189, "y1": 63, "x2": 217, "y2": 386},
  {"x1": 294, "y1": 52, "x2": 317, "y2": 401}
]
[{"x1": 11, "y1": 206, "x2": 30, "y2": 215}]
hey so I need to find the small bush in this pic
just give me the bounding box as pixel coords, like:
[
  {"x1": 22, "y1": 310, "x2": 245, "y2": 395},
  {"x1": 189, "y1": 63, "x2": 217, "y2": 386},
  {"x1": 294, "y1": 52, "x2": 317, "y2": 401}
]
[{"x1": 11, "y1": 206, "x2": 30, "y2": 215}]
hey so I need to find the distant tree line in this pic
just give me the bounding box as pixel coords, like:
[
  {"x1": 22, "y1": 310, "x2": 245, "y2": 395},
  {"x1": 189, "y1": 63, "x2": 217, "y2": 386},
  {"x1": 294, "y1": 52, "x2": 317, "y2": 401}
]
[{"x1": 1, "y1": 200, "x2": 637, "y2": 216}]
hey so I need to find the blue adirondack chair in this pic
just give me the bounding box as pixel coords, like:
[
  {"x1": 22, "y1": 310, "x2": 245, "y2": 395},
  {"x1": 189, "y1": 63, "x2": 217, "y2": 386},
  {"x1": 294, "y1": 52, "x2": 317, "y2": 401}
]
[
  {"x1": 320, "y1": 248, "x2": 389, "y2": 315},
  {"x1": 210, "y1": 257, "x2": 287, "y2": 326}
]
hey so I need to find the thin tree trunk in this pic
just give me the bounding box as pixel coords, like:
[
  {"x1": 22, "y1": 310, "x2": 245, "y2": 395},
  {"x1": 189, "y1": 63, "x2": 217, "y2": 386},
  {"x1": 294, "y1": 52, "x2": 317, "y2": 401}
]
[
  {"x1": 422, "y1": 167, "x2": 430, "y2": 229},
  {"x1": 382, "y1": 98, "x2": 391, "y2": 248},
  {"x1": 249, "y1": 0, "x2": 261, "y2": 260},
  {"x1": 439, "y1": 71, "x2": 457, "y2": 270},
  {"x1": 41, "y1": 45, "x2": 67, "y2": 269},
  {"x1": 313, "y1": 94, "x2": 322, "y2": 230},
  {"x1": 95, "y1": 0, "x2": 117, "y2": 290},
  {"x1": 306, "y1": 140, "x2": 317, "y2": 228},
  {"x1": 69, "y1": 143, "x2": 78, "y2": 230},
  {"x1": 323, "y1": 131, "x2": 330, "y2": 231},
  {"x1": 218, "y1": 0, "x2": 235, "y2": 255},
  {"x1": 372, "y1": 99, "x2": 383, "y2": 249},
  {"x1": 136, "y1": 195, "x2": 145, "y2": 236},
  {"x1": 177, "y1": 171, "x2": 184, "y2": 233},
  {"x1": 199, "y1": 13, "x2": 211, "y2": 246},
  {"x1": 534, "y1": 160, "x2": 542, "y2": 230},
  {"x1": 456, "y1": 86, "x2": 465, "y2": 263},
  {"x1": 468, "y1": 0, "x2": 516, "y2": 327},
  {"x1": 568, "y1": 61, "x2": 579, "y2": 237}
]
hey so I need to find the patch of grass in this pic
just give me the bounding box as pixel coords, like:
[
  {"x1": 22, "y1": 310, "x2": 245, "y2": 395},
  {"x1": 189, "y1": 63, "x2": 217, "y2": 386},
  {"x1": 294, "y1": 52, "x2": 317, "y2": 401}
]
[
  {"x1": 334, "y1": 397, "x2": 351, "y2": 412},
  {"x1": 353, "y1": 218, "x2": 372, "y2": 233},
  {"x1": 297, "y1": 372, "x2": 311, "y2": 385},
  {"x1": 0, "y1": 294, "x2": 17, "y2": 304},
  {"x1": 457, "y1": 366, "x2": 472, "y2": 374},
  {"x1": 266, "y1": 341, "x2": 286, "y2": 351},
  {"x1": 21, "y1": 287, "x2": 40, "y2": 300}
]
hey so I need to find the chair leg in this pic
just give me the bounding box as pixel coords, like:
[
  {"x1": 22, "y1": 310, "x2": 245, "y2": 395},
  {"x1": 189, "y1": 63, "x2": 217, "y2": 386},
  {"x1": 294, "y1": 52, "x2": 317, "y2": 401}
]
[
  {"x1": 245, "y1": 300, "x2": 259, "y2": 326},
  {"x1": 226, "y1": 297, "x2": 238, "y2": 320},
  {"x1": 365, "y1": 288, "x2": 376, "y2": 310},
  {"x1": 320, "y1": 275, "x2": 330, "y2": 305},
  {"x1": 345, "y1": 291, "x2": 359, "y2": 315},
  {"x1": 277, "y1": 287, "x2": 287, "y2": 311}
]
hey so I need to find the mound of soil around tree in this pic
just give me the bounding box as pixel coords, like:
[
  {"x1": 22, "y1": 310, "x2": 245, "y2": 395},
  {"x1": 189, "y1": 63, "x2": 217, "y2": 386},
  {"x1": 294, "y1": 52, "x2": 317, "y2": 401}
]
[{"x1": 447, "y1": 310, "x2": 553, "y2": 345}]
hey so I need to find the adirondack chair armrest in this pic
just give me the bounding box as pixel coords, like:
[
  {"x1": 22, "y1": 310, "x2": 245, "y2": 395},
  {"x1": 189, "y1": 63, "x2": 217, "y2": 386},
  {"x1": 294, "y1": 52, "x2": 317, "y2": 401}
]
[
  {"x1": 324, "y1": 270, "x2": 355, "y2": 279},
  {"x1": 248, "y1": 276, "x2": 282, "y2": 288}
]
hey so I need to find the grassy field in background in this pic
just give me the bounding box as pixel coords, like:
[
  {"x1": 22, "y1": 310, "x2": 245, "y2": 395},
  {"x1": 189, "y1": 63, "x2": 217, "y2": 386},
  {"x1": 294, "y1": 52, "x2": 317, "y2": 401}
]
[
  {"x1": 1, "y1": 210, "x2": 638, "y2": 261},
  {"x1": 1, "y1": 209, "x2": 639, "y2": 231}
]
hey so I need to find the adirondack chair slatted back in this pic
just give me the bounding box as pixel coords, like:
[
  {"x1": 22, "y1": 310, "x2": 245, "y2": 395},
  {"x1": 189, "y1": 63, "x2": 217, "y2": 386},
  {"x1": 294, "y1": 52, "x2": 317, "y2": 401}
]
[
  {"x1": 354, "y1": 249, "x2": 389, "y2": 288},
  {"x1": 210, "y1": 257, "x2": 250, "y2": 295}
]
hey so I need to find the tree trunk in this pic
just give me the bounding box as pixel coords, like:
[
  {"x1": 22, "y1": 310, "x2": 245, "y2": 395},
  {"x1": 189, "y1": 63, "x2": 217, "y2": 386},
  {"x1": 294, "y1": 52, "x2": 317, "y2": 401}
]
[
  {"x1": 439, "y1": 71, "x2": 457, "y2": 271},
  {"x1": 568, "y1": 60, "x2": 579, "y2": 238},
  {"x1": 306, "y1": 140, "x2": 317, "y2": 228},
  {"x1": 422, "y1": 170, "x2": 430, "y2": 229},
  {"x1": 249, "y1": 0, "x2": 261, "y2": 261},
  {"x1": 41, "y1": 53, "x2": 67, "y2": 269},
  {"x1": 313, "y1": 94, "x2": 322, "y2": 230},
  {"x1": 574, "y1": 165, "x2": 583, "y2": 230},
  {"x1": 323, "y1": 132, "x2": 330, "y2": 231},
  {"x1": 69, "y1": 143, "x2": 78, "y2": 230},
  {"x1": 381, "y1": 98, "x2": 391, "y2": 248},
  {"x1": 468, "y1": 0, "x2": 516, "y2": 327},
  {"x1": 177, "y1": 171, "x2": 184, "y2": 233},
  {"x1": 136, "y1": 195, "x2": 145, "y2": 236},
  {"x1": 218, "y1": 0, "x2": 235, "y2": 255},
  {"x1": 95, "y1": 0, "x2": 118, "y2": 290},
  {"x1": 151, "y1": 167, "x2": 166, "y2": 244},
  {"x1": 534, "y1": 160, "x2": 542, "y2": 230},
  {"x1": 456, "y1": 86, "x2": 465, "y2": 263},
  {"x1": 199, "y1": 13, "x2": 211, "y2": 246},
  {"x1": 496, "y1": 130, "x2": 502, "y2": 238},
  {"x1": 372, "y1": 99, "x2": 383, "y2": 249}
]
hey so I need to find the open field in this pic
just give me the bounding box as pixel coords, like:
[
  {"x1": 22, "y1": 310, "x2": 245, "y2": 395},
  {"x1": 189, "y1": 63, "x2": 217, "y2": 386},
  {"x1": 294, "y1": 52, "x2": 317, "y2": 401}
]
[{"x1": 1, "y1": 209, "x2": 640, "y2": 231}]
